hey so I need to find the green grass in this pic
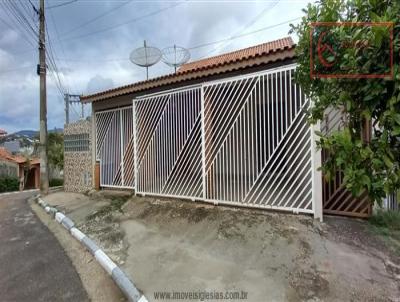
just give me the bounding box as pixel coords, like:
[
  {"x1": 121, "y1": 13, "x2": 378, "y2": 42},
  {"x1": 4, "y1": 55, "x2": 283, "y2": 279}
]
[
  {"x1": 368, "y1": 209, "x2": 400, "y2": 256},
  {"x1": 369, "y1": 209, "x2": 400, "y2": 231}
]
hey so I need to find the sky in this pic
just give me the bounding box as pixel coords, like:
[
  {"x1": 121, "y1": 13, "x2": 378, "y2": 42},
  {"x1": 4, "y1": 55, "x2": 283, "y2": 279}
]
[{"x1": 0, "y1": 0, "x2": 313, "y2": 133}]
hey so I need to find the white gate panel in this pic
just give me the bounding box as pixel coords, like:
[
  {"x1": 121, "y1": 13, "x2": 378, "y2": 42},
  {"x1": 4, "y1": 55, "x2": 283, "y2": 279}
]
[
  {"x1": 203, "y1": 67, "x2": 313, "y2": 213},
  {"x1": 95, "y1": 107, "x2": 135, "y2": 188},
  {"x1": 135, "y1": 87, "x2": 203, "y2": 198}
]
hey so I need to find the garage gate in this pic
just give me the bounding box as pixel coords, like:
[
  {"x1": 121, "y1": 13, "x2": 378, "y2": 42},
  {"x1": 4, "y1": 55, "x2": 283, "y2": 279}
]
[
  {"x1": 95, "y1": 106, "x2": 135, "y2": 189},
  {"x1": 94, "y1": 65, "x2": 321, "y2": 217},
  {"x1": 133, "y1": 64, "x2": 319, "y2": 215}
]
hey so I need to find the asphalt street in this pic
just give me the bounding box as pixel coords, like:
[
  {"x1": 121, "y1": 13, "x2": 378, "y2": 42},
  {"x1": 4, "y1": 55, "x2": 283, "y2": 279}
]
[{"x1": 0, "y1": 191, "x2": 88, "y2": 302}]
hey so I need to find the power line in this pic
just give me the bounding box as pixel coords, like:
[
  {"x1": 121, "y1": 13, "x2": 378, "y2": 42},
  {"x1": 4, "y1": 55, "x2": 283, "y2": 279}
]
[
  {"x1": 5, "y1": 0, "x2": 38, "y2": 37},
  {"x1": 45, "y1": 18, "x2": 69, "y2": 96},
  {"x1": 52, "y1": 16, "x2": 299, "y2": 64},
  {"x1": 47, "y1": 0, "x2": 78, "y2": 10},
  {"x1": 203, "y1": 0, "x2": 280, "y2": 58},
  {"x1": 48, "y1": 7, "x2": 79, "y2": 94},
  {"x1": 188, "y1": 16, "x2": 300, "y2": 50},
  {"x1": 28, "y1": 0, "x2": 39, "y2": 13},
  {"x1": 60, "y1": 1, "x2": 185, "y2": 42},
  {"x1": 0, "y1": 1, "x2": 37, "y2": 47},
  {"x1": 60, "y1": 0, "x2": 134, "y2": 37}
]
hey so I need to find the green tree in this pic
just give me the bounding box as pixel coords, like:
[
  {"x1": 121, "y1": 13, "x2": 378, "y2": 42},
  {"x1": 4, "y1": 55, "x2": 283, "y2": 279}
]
[
  {"x1": 48, "y1": 132, "x2": 64, "y2": 169},
  {"x1": 290, "y1": 0, "x2": 400, "y2": 204}
]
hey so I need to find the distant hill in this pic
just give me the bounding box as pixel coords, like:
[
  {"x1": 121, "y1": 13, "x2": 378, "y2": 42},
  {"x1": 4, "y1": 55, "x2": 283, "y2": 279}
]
[
  {"x1": 14, "y1": 130, "x2": 38, "y2": 138},
  {"x1": 49, "y1": 128, "x2": 63, "y2": 134},
  {"x1": 13, "y1": 128, "x2": 63, "y2": 138}
]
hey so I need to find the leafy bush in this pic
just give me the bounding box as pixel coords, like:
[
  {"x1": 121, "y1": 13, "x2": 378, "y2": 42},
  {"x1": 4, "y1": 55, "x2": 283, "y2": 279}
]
[
  {"x1": 49, "y1": 178, "x2": 64, "y2": 187},
  {"x1": 290, "y1": 0, "x2": 400, "y2": 205},
  {"x1": 0, "y1": 176, "x2": 19, "y2": 193}
]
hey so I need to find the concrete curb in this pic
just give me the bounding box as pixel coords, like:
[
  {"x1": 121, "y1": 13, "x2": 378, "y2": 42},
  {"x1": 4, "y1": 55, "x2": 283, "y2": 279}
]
[
  {"x1": 0, "y1": 189, "x2": 39, "y2": 196},
  {"x1": 35, "y1": 195, "x2": 148, "y2": 302}
]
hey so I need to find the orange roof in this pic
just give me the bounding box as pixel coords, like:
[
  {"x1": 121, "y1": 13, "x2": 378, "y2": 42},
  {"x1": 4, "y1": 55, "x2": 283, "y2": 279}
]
[
  {"x1": 0, "y1": 129, "x2": 7, "y2": 135},
  {"x1": 0, "y1": 147, "x2": 16, "y2": 162},
  {"x1": 0, "y1": 147, "x2": 38, "y2": 165},
  {"x1": 81, "y1": 37, "x2": 295, "y2": 103},
  {"x1": 178, "y1": 37, "x2": 294, "y2": 73},
  {"x1": 30, "y1": 158, "x2": 40, "y2": 165}
]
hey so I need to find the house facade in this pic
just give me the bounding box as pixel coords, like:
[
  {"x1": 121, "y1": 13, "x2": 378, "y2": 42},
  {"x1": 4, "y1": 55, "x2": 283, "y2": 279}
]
[
  {"x1": 78, "y1": 37, "x2": 371, "y2": 219},
  {"x1": 0, "y1": 147, "x2": 40, "y2": 190}
]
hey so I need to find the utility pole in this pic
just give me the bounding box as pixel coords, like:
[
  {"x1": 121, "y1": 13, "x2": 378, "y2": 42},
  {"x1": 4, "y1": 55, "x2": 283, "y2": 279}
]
[
  {"x1": 64, "y1": 94, "x2": 82, "y2": 124},
  {"x1": 39, "y1": 0, "x2": 49, "y2": 195},
  {"x1": 65, "y1": 94, "x2": 69, "y2": 124}
]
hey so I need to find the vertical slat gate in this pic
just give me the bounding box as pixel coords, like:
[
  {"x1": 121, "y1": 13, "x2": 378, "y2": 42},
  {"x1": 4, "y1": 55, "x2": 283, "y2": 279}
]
[
  {"x1": 134, "y1": 66, "x2": 315, "y2": 214},
  {"x1": 95, "y1": 106, "x2": 135, "y2": 189},
  {"x1": 135, "y1": 87, "x2": 203, "y2": 198},
  {"x1": 203, "y1": 67, "x2": 313, "y2": 213}
]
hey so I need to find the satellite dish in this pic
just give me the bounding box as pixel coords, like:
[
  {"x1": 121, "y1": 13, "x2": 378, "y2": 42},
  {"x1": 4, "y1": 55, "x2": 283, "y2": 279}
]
[
  {"x1": 161, "y1": 45, "x2": 190, "y2": 73},
  {"x1": 129, "y1": 40, "x2": 162, "y2": 79}
]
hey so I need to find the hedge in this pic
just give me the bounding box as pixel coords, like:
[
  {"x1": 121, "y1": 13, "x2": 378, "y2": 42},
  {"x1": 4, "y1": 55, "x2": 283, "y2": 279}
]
[
  {"x1": 0, "y1": 176, "x2": 19, "y2": 193},
  {"x1": 49, "y1": 178, "x2": 64, "y2": 187}
]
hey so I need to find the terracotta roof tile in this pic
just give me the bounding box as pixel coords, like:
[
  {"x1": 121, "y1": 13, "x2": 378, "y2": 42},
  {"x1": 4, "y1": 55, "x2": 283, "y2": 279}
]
[
  {"x1": 81, "y1": 37, "x2": 295, "y2": 103},
  {"x1": 177, "y1": 37, "x2": 294, "y2": 73},
  {"x1": 0, "y1": 147, "x2": 29, "y2": 164}
]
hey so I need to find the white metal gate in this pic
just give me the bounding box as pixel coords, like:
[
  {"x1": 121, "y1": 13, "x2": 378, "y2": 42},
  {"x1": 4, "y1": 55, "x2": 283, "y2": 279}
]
[
  {"x1": 95, "y1": 106, "x2": 135, "y2": 188},
  {"x1": 203, "y1": 67, "x2": 312, "y2": 213},
  {"x1": 133, "y1": 65, "x2": 315, "y2": 214},
  {"x1": 135, "y1": 87, "x2": 203, "y2": 198},
  {"x1": 91, "y1": 65, "x2": 320, "y2": 215}
]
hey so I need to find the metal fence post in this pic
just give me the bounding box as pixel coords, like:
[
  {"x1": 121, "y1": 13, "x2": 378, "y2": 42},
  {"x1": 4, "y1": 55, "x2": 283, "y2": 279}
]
[
  {"x1": 200, "y1": 85, "x2": 207, "y2": 200},
  {"x1": 132, "y1": 99, "x2": 138, "y2": 194},
  {"x1": 311, "y1": 119, "x2": 323, "y2": 221}
]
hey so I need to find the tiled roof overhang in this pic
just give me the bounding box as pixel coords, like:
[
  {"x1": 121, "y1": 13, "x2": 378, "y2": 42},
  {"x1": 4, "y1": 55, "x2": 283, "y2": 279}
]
[{"x1": 81, "y1": 37, "x2": 295, "y2": 103}]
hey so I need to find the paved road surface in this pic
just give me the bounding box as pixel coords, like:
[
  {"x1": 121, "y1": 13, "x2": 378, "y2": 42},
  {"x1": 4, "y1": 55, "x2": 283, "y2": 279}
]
[{"x1": 0, "y1": 191, "x2": 88, "y2": 302}]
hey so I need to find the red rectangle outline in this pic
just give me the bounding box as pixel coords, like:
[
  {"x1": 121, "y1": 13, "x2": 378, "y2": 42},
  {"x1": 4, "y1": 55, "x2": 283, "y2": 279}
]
[{"x1": 310, "y1": 22, "x2": 394, "y2": 79}]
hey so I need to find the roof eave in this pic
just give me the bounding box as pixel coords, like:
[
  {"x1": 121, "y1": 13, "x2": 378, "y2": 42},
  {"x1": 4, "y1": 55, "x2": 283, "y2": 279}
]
[{"x1": 81, "y1": 46, "x2": 296, "y2": 103}]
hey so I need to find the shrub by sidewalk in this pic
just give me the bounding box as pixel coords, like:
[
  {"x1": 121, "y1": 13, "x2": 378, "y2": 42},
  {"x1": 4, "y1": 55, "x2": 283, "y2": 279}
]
[{"x1": 0, "y1": 176, "x2": 19, "y2": 193}]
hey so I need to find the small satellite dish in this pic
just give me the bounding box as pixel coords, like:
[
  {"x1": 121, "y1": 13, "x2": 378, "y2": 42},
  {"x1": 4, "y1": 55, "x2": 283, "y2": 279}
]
[
  {"x1": 162, "y1": 45, "x2": 190, "y2": 73},
  {"x1": 129, "y1": 40, "x2": 162, "y2": 79}
]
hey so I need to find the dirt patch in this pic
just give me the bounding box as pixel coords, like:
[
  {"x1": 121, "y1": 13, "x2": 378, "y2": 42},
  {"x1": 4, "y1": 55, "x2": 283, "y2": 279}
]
[{"x1": 288, "y1": 270, "x2": 330, "y2": 301}]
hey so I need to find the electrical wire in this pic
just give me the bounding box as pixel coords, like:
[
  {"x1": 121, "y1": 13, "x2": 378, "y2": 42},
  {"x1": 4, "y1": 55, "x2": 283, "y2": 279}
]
[
  {"x1": 188, "y1": 16, "x2": 300, "y2": 50},
  {"x1": 60, "y1": 0, "x2": 133, "y2": 37},
  {"x1": 60, "y1": 1, "x2": 185, "y2": 42},
  {"x1": 4, "y1": 0, "x2": 38, "y2": 38},
  {"x1": 48, "y1": 8, "x2": 79, "y2": 94},
  {"x1": 46, "y1": 19, "x2": 69, "y2": 96},
  {"x1": 202, "y1": 0, "x2": 280, "y2": 58},
  {"x1": 0, "y1": 1, "x2": 37, "y2": 47},
  {"x1": 52, "y1": 16, "x2": 299, "y2": 63},
  {"x1": 47, "y1": 0, "x2": 78, "y2": 10}
]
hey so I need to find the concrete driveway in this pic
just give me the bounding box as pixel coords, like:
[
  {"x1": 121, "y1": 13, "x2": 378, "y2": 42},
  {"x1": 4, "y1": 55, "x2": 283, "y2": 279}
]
[
  {"x1": 43, "y1": 191, "x2": 400, "y2": 302},
  {"x1": 0, "y1": 191, "x2": 88, "y2": 302}
]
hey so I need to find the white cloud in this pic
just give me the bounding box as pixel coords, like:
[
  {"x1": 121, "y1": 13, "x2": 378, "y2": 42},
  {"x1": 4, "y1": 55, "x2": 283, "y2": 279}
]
[{"x1": 0, "y1": 0, "x2": 312, "y2": 133}]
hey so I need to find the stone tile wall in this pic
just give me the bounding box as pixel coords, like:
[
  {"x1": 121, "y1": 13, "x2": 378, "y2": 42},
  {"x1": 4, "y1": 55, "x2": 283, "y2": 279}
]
[{"x1": 64, "y1": 119, "x2": 92, "y2": 192}]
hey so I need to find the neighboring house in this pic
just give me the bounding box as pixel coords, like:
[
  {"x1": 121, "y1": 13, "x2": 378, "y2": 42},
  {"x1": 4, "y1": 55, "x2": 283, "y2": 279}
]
[
  {"x1": 0, "y1": 129, "x2": 7, "y2": 138},
  {"x1": 76, "y1": 36, "x2": 370, "y2": 219},
  {"x1": 0, "y1": 147, "x2": 40, "y2": 190}
]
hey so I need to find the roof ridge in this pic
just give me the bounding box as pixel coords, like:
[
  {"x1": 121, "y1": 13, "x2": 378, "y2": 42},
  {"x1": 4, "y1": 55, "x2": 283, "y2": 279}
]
[{"x1": 179, "y1": 36, "x2": 294, "y2": 70}]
